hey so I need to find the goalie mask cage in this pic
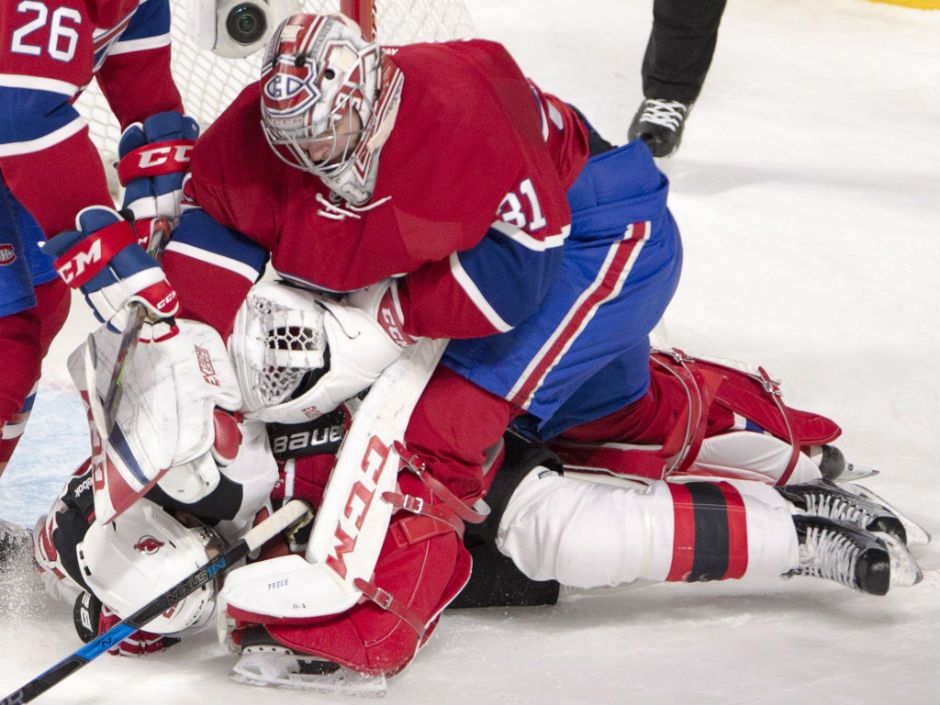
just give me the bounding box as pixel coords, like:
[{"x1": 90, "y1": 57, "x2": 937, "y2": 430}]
[{"x1": 78, "y1": 0, "x2": 475, "y2": 183}]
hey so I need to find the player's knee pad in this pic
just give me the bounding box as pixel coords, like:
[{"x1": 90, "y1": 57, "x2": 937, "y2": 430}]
[
  {"x1": 476, "y1": 430, "x2": 563, "y2": 543},
  {"x1": 451, "y1": 431, "x2": 563, "y2": 608},
  {"x1": 77, "y1": 496, "x2": 222, "y2": 635},
  {"x1": 33, "y1": 459, "x2": 96, "y2": 603}
]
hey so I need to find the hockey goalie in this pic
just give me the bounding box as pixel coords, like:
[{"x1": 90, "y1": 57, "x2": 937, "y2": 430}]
[{"x1": 8, "y1": 276, "x2": 924, "y2": 694}]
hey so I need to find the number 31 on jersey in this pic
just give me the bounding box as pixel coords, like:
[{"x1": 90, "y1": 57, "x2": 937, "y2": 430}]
[{"x1": 498, "y1": 178, "x2": 548, "y2": 233}]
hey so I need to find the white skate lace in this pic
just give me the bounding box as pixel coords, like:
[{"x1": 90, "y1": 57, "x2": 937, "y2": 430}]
[
  {"x1": 801, "y1": 491, "x2": 875, "y2": 530},
  {"x1": 638, "y1": 99, "x2": 688, "y2": 131},
  {"x1": 797, "y1": 524, "x2": 859, "y2": 589}
]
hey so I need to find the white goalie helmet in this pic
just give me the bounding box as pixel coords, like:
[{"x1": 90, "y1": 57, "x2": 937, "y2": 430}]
[
  {"x1": 259, "y1": 13, "x2": 398, "y2": 205},
  {"x1": 228, "y1": 281, "x2": 403, "y2": 423},
  {"x1": 76, "y1": 498, "x2": 222, "y2": 635}
]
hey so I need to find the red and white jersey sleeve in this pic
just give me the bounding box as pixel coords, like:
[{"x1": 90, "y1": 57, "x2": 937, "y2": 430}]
[{"x1": 0, "y1": 0, "x2": 182, "y2": 236}]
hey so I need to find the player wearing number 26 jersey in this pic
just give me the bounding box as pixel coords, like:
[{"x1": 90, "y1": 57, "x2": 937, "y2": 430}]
[
  {"x1": 0, "y1": 0, "x2": 186, "y2": 477},
  {"x1": 163, "y1": 14, "x2": 682, "y2": 677}
]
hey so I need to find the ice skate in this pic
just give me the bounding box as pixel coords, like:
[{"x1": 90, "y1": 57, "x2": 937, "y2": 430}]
[
  {"x1": 791, "y1": 515, "x2": 892, "y2": 596},
  {"x1": 627, "y1": 98, "x2": 691, "y2": 157},
  {"x1": 781, "y1": 478, "x2": 906, "y2": 542}
]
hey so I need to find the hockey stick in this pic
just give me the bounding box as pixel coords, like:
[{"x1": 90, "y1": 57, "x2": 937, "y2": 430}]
[
  {"x1": 0, "y1": 499, "x2": 312, "y2": 705},
  {"x1": 90, "y1": 217, "x2": 173, "y2": 441}
]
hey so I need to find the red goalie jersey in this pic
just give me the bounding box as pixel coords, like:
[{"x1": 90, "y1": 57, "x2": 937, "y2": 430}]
[{"x1": 165, "y1": 39, "x2": 591, "y2": 341}]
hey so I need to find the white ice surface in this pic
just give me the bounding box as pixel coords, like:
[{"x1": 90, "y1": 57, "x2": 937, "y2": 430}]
[{"x1": 2, "y1": 0, "x2": 939, "y2": 702}]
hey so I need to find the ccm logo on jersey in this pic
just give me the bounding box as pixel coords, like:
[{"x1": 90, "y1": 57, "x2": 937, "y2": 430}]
[
  {"x1": 325, "y1": 435, "x2": 390, "y2": 579},
  {"x1": 0, "y1": 243, "x2": 16, "y2": 265}
]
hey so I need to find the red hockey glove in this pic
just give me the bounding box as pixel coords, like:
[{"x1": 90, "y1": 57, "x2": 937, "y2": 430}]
[{"x1": 73, "y1": 592, "x2": 180, "y2": 657}]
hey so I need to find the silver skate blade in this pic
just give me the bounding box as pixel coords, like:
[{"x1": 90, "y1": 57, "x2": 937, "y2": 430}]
[
  {"x1": 836, "y1": 462, "x2": 879, "y2": 482},
  {"x1": 873, "y1": 531, "x2": 923, "y2": 588},
  {"x1": 843, "y1": 482, "x2": 931, "y2": 546},
  {"x1": 231, "y1": 651, "x2": 388, "y2": 697}
]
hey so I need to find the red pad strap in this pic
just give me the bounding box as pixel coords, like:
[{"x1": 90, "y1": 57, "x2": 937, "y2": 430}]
[
  {"x1": 117, "y1": 139, "x2": 195, "y2": 185},
  {"x1": 393, "y1": 441, "x2": 488, "y2": 525},
  {"x1": 651, "y1": 349, "x2": 723, "y2": 474},
  {"x1": 54, "y1": 220, "x2": 137, "y2": 288},
  {"x1": 755, "y1": 366, "x2": 801, "y2": 485},
  {"x1": 353, "y1": 578, "x2": 428, "y2": 638},
  {"x1": 381, "y1": 491, "x2": 466, "y2": 537}
]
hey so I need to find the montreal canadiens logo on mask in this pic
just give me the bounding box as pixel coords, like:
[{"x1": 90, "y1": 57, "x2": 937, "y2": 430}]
[{"x1": 263, "y1": 66, "x2": 321, "y2": 116}]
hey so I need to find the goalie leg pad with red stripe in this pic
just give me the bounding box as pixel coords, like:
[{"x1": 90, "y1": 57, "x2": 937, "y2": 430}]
[{"x1": 235, "y1": 474, "x2": 472, "y2": 677}]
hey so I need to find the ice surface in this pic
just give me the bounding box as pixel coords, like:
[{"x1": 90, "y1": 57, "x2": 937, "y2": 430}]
[{"x1": 1, "y1": 0, "x2": 938, "y2": 702}]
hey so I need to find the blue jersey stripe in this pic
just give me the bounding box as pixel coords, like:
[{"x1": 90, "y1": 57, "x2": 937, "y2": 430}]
[
  {"x1": 456, "y1": 226, "x2": 562, "y2": 328},
  {"x1": 173, "y1": 209, "x2": 269, "y2": 273},
  {"x1": 121, "y1": 0, "x2": 172, "y2": 41},
  {"x1": 0, "y1": 88, "x2": 80, "y2": 145}
]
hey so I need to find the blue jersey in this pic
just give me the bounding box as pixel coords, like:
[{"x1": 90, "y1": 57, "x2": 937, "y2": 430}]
[{"x1": 0, "y1": 177, "x2": 57, "y2": 316}]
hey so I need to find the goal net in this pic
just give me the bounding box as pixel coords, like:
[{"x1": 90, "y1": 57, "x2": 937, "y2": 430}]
[{"x1": 77, "y1": 0, "x2": 475, "y2": 171}]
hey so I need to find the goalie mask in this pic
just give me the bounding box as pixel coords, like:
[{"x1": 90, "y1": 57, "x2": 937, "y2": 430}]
[{"x1": 259, "y1": 13, "x2": 403, "y2": 205}]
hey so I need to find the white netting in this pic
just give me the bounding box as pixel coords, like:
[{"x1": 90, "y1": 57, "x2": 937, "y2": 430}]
[{"x1": 77, "y1": 0, "x2": 475, "y2": 167}]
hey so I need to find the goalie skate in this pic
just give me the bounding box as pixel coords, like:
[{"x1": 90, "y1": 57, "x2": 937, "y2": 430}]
[{"x1": 231, "y1": 634, "x2": 388, "y2": 697}]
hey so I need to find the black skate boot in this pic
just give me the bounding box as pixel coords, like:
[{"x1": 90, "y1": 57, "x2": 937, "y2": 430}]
[
  {"x1": 791, "y1": 515, "x2": 890, "y2": 596},
  {"x1": 0, "y1": 519, "x2": 32, "y2": 573},
  {"x1": 780, "y1": 478, "x2": 906, "y2": 543},
  {"x1": 628, "y1": 98, "x2": 691, "y2": 157}
]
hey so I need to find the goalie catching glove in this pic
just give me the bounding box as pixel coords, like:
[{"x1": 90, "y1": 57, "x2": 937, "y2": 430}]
[{"x1": 229, "y1": 281, "x2": 407, "y2": 423}]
